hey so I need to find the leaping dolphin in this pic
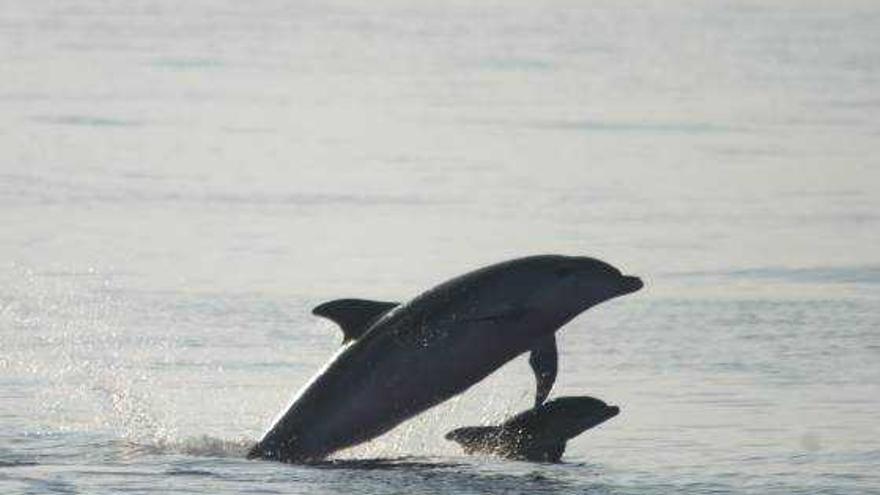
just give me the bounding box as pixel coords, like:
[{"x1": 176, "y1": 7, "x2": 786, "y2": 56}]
[
  {"x1": 247, "y1": 255, "x2": 642, "y2": 462},
  {"x1": 445, "y1": 396, "x2": 620, "y2": 462}
]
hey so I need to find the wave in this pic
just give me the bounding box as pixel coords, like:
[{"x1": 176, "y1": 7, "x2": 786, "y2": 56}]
[
  {"x1": 119, "y1": 435, "x2": 255, "y2": 459},
  {"x1": 671, "y1": 265, "x2": 880, "y2": 285},
  {"x1": 0, "y1": 460, "x2": 39, "y2": 468},
  {"x1": 0, "y1": 172, "x2": 442, "y2": 208}
]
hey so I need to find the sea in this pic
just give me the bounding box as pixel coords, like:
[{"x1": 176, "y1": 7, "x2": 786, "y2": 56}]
[{"x1": 1, "y1": 1, "x2": 879, "y2": 493}]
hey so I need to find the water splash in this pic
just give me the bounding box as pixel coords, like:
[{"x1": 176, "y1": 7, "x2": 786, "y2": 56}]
[
  {"x1": 0, "y1": 264, "x2": 176, "y2": 444},
  {"x1": 334, "y1": 361, "x2": 534, "y2": 460},
  {"x1": 117, "y1": 435, "x2": 255, "y2": 459}
]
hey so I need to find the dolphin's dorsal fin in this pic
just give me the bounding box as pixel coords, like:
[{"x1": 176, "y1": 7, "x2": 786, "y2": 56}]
[
  {"x1": 529, "y1": 335, "x2": 558, "y2": 407},
  {"x1": 312, "y1": 298, "x2": 399, "y2": 344}
]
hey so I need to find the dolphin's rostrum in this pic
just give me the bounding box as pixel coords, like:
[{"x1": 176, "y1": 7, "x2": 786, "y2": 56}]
[{"x1": 247, "y1": 255, "x2": 642, "y2": 462}]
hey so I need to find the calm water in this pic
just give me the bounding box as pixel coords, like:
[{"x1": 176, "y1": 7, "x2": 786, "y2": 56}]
[{"x1": 2, "y1": 1, "x2": 879, "y2": 493}]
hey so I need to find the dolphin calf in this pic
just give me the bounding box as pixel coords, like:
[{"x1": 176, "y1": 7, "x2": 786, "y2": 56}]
[
  {"x1": 445, "y1": 396, "x2": 620, "y2": 462},
  {"x1": 247, "y1": 255, "x2": 642, "y2": 462}
]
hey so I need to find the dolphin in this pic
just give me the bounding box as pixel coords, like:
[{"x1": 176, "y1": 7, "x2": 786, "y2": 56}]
[
  {"x1": 247, "y1": 255, "x2": 642, "y2": 462},
  {"x1": 444, "y1": 396, "x2": 620, "y2": 462}
]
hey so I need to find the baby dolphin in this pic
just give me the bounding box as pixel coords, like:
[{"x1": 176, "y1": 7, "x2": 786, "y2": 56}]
[
  {"x1": 445, "y1": 396, "x2": 620, "y2": 462},
  {"x1": 248, "y1": 255, "x2": 641, "y2": 462}
]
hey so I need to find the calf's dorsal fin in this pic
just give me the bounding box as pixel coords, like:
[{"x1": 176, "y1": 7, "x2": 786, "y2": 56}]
[
  {"x1": 312, "y1": 298, "x2": 399, "y2": 343},
  {"x1": 443, "y1": 426, "x2": 503, "y2": 454},
  {"x1": 529, "y1": 335, "x2": 558, "y2": 407}
]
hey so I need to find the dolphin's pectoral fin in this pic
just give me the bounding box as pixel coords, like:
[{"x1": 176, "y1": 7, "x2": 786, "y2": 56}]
[
  {"x1": 529, "y1": 335, "x2": 558, "y2": 407},
  {"x1": 312, "y1": 298, "x2": 400, "y2": 343}
]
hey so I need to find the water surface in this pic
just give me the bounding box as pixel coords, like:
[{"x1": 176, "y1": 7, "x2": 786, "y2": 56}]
[{"x1": 1, "y1": 1, "x2": 879, "y2": 493}]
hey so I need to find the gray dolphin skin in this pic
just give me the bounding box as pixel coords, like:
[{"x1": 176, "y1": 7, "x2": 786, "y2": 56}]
[
  {"x1": 444, "y1": 396, "x2": 620, "y2": 462},
  {"x1": 247, "y1": 255, "x2": 642, "y2": 462}
]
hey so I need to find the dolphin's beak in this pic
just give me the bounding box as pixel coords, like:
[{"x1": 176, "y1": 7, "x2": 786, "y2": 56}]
[{"x1": 620, "y1": 275, "x2": 644, "y2": 294}]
